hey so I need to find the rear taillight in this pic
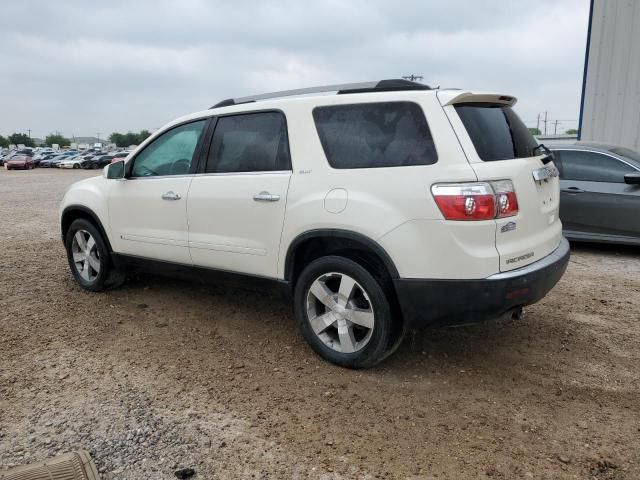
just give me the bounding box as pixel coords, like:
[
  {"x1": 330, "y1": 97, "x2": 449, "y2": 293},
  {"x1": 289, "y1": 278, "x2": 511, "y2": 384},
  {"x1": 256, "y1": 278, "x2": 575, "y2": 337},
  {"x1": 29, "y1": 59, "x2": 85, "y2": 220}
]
[
  {"x1": 491, "y1": 180, "x2": 519, "y2": 218},
  {"x1": 431, "y1": 180, "x2": 518, "y2": 221}
]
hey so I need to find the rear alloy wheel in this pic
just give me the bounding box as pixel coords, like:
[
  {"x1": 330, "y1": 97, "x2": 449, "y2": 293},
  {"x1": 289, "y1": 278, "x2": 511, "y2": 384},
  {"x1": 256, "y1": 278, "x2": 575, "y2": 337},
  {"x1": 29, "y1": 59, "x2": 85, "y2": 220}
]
[
  {"x1": 65, "y1": 218, "x2": 125, "y2": 291},
  {"x1": 73, "y1": 163, "x2": 80, "y2": 169},
  {"x1": 306, "y1": 272, "x2": 375, "y2": 353},
  {"x1": 294, "y1": 256, "x2": 394, "y2": 368}
]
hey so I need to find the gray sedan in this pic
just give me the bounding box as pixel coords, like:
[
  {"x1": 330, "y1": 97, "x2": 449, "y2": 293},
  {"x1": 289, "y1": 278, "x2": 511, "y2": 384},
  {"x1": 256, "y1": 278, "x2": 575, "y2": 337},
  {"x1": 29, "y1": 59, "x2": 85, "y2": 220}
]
[{"x1": 551, "y1": 143, "x2": 640, "y2": 245}]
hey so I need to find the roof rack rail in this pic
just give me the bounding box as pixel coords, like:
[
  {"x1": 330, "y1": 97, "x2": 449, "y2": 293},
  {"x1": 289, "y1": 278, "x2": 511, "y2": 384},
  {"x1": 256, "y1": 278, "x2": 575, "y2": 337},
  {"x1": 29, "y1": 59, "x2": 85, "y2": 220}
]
[{"x1": 210, "y1": 78, "x2": 430, "y2": 109}]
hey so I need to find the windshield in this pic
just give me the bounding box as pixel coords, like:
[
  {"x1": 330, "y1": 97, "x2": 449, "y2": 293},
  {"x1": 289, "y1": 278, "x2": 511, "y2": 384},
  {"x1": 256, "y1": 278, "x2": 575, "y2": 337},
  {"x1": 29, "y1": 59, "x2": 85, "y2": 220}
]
[{"x1": 454, "y1": 103, "x2": 538, "y2": 161}]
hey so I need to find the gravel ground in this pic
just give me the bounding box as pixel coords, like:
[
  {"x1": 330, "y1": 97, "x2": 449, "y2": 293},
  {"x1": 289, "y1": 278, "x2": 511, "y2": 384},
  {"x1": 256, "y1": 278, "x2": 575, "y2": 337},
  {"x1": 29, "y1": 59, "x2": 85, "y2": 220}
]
[{"x1": 1, "y1": 168, "x2": 639, "y2": 480}]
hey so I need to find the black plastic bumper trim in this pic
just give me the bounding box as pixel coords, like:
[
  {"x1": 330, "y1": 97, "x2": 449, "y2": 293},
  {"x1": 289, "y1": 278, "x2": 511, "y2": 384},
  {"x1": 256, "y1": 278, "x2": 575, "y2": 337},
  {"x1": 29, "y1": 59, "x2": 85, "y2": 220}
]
[{"x1": 393, "y1": 238, "x2": 570, "y2": 328}]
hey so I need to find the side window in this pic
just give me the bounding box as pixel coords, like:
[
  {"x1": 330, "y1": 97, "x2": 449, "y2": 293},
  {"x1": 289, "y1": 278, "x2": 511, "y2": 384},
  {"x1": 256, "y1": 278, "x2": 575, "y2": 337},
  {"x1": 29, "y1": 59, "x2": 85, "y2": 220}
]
[
  {"x1": 558, "y1": 150, "x2": 634, "y2": 183},
  {"x1": 312, "y1": 102, "x2": 438, "y2": 169},
  {"x1": 205, "y1": 112, "x2": 291, "y2": 173},
  {"x1": 131, "y1": 120, "x2": 206, "y2": 177}
]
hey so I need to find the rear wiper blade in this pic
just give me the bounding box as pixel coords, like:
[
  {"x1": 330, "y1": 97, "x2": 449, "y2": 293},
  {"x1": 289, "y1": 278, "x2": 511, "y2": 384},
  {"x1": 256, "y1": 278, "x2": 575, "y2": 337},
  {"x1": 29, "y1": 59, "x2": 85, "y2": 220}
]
[
  {"x1": 532, "y1": 143, "x2": 555, "y2": 164},
  {"x1": 532, "y1": 143, "x2": 552, "y2": 156}
]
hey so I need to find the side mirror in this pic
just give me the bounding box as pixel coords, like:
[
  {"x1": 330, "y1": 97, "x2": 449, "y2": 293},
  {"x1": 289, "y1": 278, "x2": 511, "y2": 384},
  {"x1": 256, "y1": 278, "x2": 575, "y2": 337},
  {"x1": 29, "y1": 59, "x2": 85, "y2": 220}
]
[
  {"x1": 624, "y1": 172, "x2": 640, "y2": 185},
  {"x1": 105, "y1": 160, "x2": 125, "y2": 179}
]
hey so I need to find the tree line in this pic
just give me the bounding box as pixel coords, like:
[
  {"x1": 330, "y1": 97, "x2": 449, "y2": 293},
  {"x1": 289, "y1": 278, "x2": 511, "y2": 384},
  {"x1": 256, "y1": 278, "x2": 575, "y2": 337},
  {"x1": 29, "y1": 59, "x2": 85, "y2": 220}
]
[
  {"x1": 528, "y1": 127, "x2": 578, "y2": 136},
  {"x1": 109, "y1": 130, "x2": 151, "y2": 147},
  {"x1": 0, "y1": 130, "x2": 152, "y2": 149}
]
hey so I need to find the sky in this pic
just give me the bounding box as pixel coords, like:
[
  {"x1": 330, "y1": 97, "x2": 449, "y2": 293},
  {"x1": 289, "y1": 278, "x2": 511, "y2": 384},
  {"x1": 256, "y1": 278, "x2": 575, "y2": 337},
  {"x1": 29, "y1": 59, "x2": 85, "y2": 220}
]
[{"x1": 0, "y1": 0, "x2": 589, "y2": 140}]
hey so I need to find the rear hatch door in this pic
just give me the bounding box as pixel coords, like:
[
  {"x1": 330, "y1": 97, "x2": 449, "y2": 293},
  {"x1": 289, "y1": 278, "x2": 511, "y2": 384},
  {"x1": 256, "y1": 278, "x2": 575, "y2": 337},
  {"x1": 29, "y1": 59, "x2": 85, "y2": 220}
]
[{"x1": 438, "y1": 91, "x2": 562, "y2": 272}]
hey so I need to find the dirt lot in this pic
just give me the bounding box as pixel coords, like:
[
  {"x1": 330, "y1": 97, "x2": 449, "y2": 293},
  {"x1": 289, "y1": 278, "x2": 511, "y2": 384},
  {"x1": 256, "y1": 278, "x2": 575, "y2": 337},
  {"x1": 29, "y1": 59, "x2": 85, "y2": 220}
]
[{"x1": 1, "y1": 168, "x2": 639, "y2": 480}]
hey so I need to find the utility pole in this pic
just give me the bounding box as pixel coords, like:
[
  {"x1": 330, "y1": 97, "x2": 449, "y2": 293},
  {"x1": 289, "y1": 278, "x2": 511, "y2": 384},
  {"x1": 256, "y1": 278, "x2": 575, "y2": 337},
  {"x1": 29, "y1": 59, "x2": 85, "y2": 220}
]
[
  {"x1": 27, "y1": 129, "x2": 31, "y2": 138},
  {"x1": 543, "y1": 111, "x2": 548, "y2": 136},
  {"x1": 96, "y1": 133, "x2": 101, "y2": 142},
  {"x1": 536, "y1": 113, "x2": 540, "y2": 132},
  {"x1": 402, "y1": 74, "x2": 424, "y2": 82},
  {"x1": 553, "y1": 120, "x2": 560, "y2": 135}
]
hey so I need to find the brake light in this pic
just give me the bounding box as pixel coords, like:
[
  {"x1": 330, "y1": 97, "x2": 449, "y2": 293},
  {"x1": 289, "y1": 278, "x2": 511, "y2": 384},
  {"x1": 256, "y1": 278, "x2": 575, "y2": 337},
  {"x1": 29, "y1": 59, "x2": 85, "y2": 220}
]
[{"x1": 431, "y1": 180, "x2": 518, "y2": 221}]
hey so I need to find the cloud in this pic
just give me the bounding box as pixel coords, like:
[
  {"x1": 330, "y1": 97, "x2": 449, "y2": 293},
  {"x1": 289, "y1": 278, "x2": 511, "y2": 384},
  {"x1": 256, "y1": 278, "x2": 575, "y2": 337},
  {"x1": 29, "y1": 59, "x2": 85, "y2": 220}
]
[{"x1": 0, "y1": 0, "x2": 588, "y2": 138}]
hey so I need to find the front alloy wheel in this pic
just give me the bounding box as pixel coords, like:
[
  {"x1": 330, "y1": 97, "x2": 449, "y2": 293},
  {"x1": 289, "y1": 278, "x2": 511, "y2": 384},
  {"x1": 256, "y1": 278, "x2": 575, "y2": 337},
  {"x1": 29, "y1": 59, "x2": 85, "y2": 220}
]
[
  {"x1": 71, "y1": 229, "x2": 101, "y2": 282},
  {"x1": 65, "y1": 218, "x2": 125, "y2": 291}
]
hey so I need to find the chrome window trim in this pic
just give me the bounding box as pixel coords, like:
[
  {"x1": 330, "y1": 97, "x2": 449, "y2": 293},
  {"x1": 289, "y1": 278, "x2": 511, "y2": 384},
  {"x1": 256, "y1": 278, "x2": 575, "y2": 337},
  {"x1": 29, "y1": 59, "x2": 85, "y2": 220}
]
[
  {"x1": 193, "y1": 170, "x2": 292, "y2": 177},
  {"x1": 126, "y1": 174, "x2": 196, "y2": 180},
  {"x1": 123, "y1": 170, "x2": 293, "y2": 180}
]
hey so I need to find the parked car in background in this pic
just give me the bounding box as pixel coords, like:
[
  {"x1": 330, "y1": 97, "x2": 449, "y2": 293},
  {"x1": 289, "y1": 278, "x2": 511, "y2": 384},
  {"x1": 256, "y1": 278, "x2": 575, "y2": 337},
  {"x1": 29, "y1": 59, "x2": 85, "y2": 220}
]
[
  {"x1": 6, "y1": 155, "x2": 35, "y2": 170},
  {"x1": 40, "y1": 153, "x2": 71, "y2": 168},
  {"x1": 110, "y1": 151, "x2": 131, "y2": 163},
  {"x1": 54, "y1": 152, "x2": 80, "y2": 167},
  {"x1": 34, "y1": 153, "x2": 58, "y2": 167},
  {"x1": 552, "y1": 143, "x2": 640, "y2": 245},
  {"x1": 0, "y1": 151, "x2": 17, "y2": 166},
  {"x1": 78, "y1": 154, "x2": 98, "y2": 168},
  {"x1": 82, "y1": 154, "x2": 114, "y2": 169},
  {"x1": 58, "y1": 155, "x2": 85, "y2": 169}
]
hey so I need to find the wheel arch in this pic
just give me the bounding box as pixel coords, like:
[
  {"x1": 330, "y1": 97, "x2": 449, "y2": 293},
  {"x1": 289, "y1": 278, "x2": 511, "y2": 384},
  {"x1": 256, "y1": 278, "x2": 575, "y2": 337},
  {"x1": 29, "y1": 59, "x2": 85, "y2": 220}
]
[
  {"x1": 284, "y1": 229, "x2": 400, "y2": 287},
  {"x1": 61, "y1": 205, "x2": 113, "y2": 252}
]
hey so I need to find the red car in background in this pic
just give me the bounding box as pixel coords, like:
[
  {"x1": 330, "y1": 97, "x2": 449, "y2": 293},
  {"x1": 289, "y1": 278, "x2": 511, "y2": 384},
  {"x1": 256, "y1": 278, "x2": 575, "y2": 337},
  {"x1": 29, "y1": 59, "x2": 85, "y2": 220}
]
[{"x1": 5, "y1": 155, "x2": 35, "y2": 170}]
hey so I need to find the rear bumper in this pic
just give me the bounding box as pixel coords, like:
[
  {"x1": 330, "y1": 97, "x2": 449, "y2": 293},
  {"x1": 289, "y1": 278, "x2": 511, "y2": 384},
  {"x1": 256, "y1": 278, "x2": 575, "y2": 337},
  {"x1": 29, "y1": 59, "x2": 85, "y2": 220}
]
[{"x1": 393, "y1": 237, "x2": 570, "y2": 328}]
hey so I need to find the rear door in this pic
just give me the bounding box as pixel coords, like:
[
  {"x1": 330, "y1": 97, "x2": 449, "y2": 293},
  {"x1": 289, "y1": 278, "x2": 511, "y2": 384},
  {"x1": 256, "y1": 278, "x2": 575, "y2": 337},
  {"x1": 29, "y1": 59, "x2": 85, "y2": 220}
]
[
  {"x1": 555, "y1": 149, "x2": 640, "y2": 240},
  {"x1": 439, "y1": 92, "x2": 562, "y2": 272}
]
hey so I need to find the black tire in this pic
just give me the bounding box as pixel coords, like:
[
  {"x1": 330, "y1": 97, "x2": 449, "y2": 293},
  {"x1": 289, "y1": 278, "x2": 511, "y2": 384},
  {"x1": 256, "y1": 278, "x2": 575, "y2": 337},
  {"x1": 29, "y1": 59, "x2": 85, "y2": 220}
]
[
  {"x1": 294, "y1": 255, "x2": 395, "y2": 369},
  {"x1": 64, "y1": 218, "x2": 125, "y2": 291},
  {"x1": 73, "y1": 163, "x2": 80, "y2": 169}
]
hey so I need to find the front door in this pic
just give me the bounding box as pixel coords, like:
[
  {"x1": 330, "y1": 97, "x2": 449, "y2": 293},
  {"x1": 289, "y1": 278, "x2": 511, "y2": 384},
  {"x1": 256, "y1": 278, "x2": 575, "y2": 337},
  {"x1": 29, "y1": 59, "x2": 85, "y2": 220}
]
[
  {"x1": 108, "y1": 119, "x2": 207, "y2": 264},
  {"x1": 187, "y1": 111, "x2": 292, "y2": 277}
]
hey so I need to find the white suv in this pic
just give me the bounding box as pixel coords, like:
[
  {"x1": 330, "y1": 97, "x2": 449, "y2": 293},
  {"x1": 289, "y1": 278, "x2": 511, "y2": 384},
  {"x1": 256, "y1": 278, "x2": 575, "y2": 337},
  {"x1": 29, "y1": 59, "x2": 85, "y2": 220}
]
[{"x1": 59, "y1": 79, "x2": 569, "y2": 368}]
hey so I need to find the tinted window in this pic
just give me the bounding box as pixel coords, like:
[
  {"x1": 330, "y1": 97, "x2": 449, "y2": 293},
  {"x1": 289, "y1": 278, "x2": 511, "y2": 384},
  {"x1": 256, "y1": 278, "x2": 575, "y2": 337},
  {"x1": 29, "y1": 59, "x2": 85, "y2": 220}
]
[
  {"x1": 556, "y1": 150, "x2": 634, "y2": 183},
  {"x1": 313, "y1": 102, "x2": 437, "y2": 169},
  {"x1": 455, "y1": 103, "x2": 538, "y2": 161},
  {"x1": 206, "y1": 112, "x2": 290, "y2": 173},
  {"x1": 131, "y1": 120, "x2": 205, "y2": 177}
]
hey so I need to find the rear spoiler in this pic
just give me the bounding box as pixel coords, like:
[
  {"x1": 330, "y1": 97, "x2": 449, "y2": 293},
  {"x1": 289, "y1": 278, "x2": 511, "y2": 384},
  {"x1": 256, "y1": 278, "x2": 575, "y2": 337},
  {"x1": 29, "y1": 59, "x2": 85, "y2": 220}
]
[{"x1": 437, "y1": 90, "x2": 517, "y2": 107}]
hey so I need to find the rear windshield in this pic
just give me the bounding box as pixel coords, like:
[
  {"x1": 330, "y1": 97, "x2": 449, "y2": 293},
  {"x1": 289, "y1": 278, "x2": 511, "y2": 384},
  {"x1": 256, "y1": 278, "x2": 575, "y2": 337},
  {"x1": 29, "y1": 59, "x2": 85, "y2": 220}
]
[
  {"x1": 455, "y1": 103, "x2": 538, "y2": 161},
  {"x1": 313, "y1": 102, "x2": 438, "y2": 169}
]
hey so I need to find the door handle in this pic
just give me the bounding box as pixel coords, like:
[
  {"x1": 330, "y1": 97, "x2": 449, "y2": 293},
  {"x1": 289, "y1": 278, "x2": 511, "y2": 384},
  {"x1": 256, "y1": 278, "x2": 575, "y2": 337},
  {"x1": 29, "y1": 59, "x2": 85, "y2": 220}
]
[
  {"x1": 253, "y1": 191, "x2": 280, "y2": 202},
  {"x1": 560, "y1": 187, "x2": 584, "y2": 194},
  {"x1": 161, "y1": 191, "x2": 181, "y2": 200}
]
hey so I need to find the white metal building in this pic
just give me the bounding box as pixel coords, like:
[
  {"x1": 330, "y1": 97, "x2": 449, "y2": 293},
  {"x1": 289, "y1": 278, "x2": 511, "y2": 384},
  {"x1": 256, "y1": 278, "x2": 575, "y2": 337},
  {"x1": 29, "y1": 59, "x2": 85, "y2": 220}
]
[{"x1": 579, "y1": 0, "x2": 640, "y2": 151}]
